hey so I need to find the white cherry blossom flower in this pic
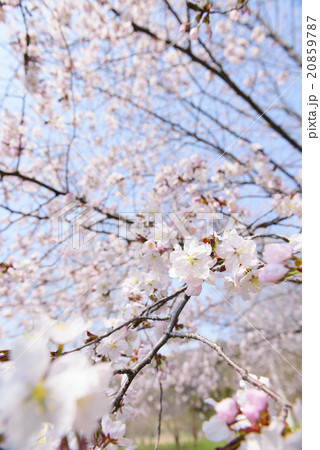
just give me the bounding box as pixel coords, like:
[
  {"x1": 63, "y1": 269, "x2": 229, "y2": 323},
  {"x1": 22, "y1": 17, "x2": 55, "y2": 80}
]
[
  {"x1": 101, "y1": 415, "x2": 134, "y2": 449},
  {"x1": 217, "y1": 231, "x2": 258, "y2": 274},
  {"x1": 0, "y1": 336, "x2": 111, "y2": 449},
  {"x1": 48, "y1": 316, "x2": 90, "y2": 345},
  {"x1": 202, "y1": 416, "x2": 233, "y2": 443},
  {"x1": 289, "y1": 234, "x2": 302, "y2": 253},
  {"x1": 239, "y1": 418, "x2": 300, "y2": 450},
  {"x1": 169, "y1": 237, "x2": 214, "y2": 296},
  {"x1": 238, "y1": 270, "x2": 263, "y2": 301}
]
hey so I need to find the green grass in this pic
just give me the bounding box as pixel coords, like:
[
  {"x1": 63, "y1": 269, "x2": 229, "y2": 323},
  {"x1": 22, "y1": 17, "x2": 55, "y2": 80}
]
[{"x1": 139, "y1": 438, "x2": 222, "y2": 450}]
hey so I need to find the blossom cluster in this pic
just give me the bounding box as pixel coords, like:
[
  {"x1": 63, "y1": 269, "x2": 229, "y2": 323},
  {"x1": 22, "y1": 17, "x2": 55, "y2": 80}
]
[
  {"x1": 0, "y1": 0, "x2": 301, "y2": 448},
  {"x1": 202, "y1": 378, "x2": 301, "y2": 449},
  {"x1": 0, "y1": 325, "x2": 136, "y2": 450}
]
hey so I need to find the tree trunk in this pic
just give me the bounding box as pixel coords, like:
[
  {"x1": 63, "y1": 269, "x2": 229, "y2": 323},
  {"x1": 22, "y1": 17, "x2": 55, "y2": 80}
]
[{"x1": 174, "y1": 430, "x2": 180, "y2": 449}]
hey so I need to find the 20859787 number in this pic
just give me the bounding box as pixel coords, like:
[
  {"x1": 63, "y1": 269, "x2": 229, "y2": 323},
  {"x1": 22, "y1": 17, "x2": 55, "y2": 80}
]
[{"x1": 307, "y1": 16, "x2": 317, "y2": 78}]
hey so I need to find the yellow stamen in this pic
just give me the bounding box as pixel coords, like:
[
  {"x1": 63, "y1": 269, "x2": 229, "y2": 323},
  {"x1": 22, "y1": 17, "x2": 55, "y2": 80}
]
[
  {"x1": 187, "y1": 254, "x2": 198, "y2": 265},
  {"x1": 30, "y1": 380, "x2": 47, "y2": 411}
]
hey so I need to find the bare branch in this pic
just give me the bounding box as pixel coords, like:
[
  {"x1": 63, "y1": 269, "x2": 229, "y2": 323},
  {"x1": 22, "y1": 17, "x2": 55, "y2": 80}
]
[
  {"x1": 112, "y1": 295, "x2": 190, "y2": 412},
  {"x1": 155, "y1": 380, "x2": 163, "y2": 450},
  {"x1": 167, "y1": 331, "x2": 292, "y2": 415}
]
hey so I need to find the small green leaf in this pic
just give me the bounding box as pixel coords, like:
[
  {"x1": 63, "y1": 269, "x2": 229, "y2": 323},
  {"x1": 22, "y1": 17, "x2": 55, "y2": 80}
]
[{"x1": 187, "y1": 2, "x2": 201, "y2": 12}]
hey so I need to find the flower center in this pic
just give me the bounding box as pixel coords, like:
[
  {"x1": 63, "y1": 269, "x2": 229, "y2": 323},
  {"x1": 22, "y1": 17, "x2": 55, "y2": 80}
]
[
  {"x1": 235, "y1": 246, "x2": 245, "y2": 256},
  {"x1": 30, "y1": 380, "x2": 47, "y2": 411},
  {"x1": 186, "y1": 254, "x2": 198, "y2": 265},
  {"x1": 227, "y1": 283, "x2": 235, "y2": 293},
  {"x1": 250, "y1": 277, "x2": 261, "y2": 292}
]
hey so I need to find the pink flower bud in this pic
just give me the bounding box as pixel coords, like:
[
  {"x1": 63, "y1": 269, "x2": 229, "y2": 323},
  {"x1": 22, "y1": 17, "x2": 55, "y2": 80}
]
[
  {"x1": 179, "y1": 23, "x2": 188, "y2": 33},
  {"x1": 240, "y1": 389, "x2": 268, "y2": 423},
  {"x1": 215, "y1": 398, "x2": 238, "y2": 424},
  {"x1": 137, "y1": 346, "x2": 148, "y2": 356},
  {"x1": 189, "y1": 27, "x2": 199, "y2": 40},
  {"x1": 258, "y1": 264, "x2": 289, "y2": 283},
  {"x1": 273, "y1": 193, "x2": 282, "y2": 202},
  {"x1": 241, "y1": 403, "x2": 261, "y2": 423},
  {"x1": 246, "y1": 389, "x2": 268, "y2": 411},
  {"x1": 263, "y1": 243, "x2": 292, "y2": 264}
]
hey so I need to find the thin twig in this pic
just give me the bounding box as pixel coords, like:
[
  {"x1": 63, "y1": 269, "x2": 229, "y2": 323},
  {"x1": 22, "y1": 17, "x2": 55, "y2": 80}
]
[
  {"x1": 155, "y1": 380, "x2": 163, "y2": 450},
  {"x1": 60, "y1": 315, "x2": 170, "y2": 356},
  {"x1": 141, "y1": 286, "x2": 187, "y2": 315},
  {"x1": 167, "y1": 331, "x2": 292, "y2": 417}
]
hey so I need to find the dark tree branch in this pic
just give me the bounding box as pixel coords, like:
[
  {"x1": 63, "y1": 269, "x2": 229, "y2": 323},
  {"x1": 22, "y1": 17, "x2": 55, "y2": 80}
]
[
  {"x1": 112, "y1": 294, "x2": 190, "y2": 412},
  {"x1": 109, "y1": 9, "x2": 302, "y2": 152}
]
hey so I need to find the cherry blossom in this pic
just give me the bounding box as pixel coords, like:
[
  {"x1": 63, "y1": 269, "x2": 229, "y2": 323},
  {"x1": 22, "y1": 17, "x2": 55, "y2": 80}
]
[
  {"x1": 215, "y1": 397, "x2": 239, "y2": 424},
  {"x1": 0, "y1": 0, "x2": 301, "y2": 447},
  {"x1": 239, "y1": 389, "x2": 269, "y2": 423},
  {"x1": 203, "y1": 378, "x2": 301, "y2": 449},
  {"x1": 289, "y1": 234, "x2": 302, "y2": 254},
  {"x1": 259, "y1": 264, "x2": 289, "y2": 284},
  {"x1": 202, "y1": 416, "x2": 233, "y2": 443},
  {"x1": 217, "y1": 230, "x2": 258, "y2": 274},
  {"x1": 189, "y1": 27, "x2": 199, "y2": 40},
  {"x1": 169, "y1": 237, "x2": 214, "y2": 296},
  {"x1": 263, "y1": 244, "x2": 293, "y2": 264},
  {"x1": 48, "y1": 316, "x2": 90, "y2": 345},
  {"x1": 101, "y1": 415, "x2": 135, "y2": 449},
  {"x1": 0, "y1": 336, "x2": 112, "y2": 449}
]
